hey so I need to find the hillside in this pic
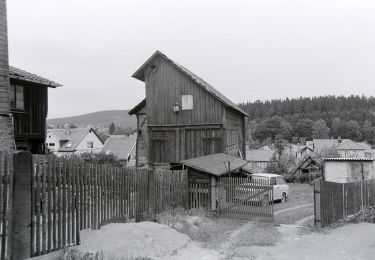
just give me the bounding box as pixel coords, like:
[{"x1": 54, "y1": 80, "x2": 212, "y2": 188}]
[
  {"x1": 47, "y1": 110, "x2": 137, "y2": 129},
  {"x1": 239, "y1": 95, "x2": 375, "y2": 144}
]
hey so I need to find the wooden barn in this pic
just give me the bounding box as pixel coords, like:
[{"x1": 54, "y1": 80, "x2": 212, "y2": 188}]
[
  {"x1": 9, "y1": 66, "x2": 61, "y2": 153},
  {"x1": 129, "y1": 51, "x2": 249, "y2": 167}
]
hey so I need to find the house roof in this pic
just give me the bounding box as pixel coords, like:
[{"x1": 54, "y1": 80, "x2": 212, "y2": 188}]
[
  {"x1": 182, "y1": 153, "x2": 249, "y2": 176},
  {"x1": 9, "y1": 66, "x2": 62, "y2": 88},
  {"x1": 48, "y1": 127, "x2": 102, "y2": 152},
  {"x1": 132, "y1": 51, "x2": 249, "y2": 117},
  {"x1": 291, "y1": 155, "x2": 318, "y2": 174},
  {"x1": 101, "y1": 135, "x2": 137, "y2": 160},
  {"x1": 128, "y1": 98, "x2": 146, "y2": 115},
  {"x1": 312, "y1": 139, "x2": 347, "y2": 152},
  {"x1": 337, "y1": 139, "x2": 365, "y2": 150},
  {"x1": 246, "y1": 150, "x2": 274, "y2": 162}
]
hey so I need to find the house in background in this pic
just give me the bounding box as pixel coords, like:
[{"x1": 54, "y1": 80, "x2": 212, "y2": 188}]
[
  {"x1": 101, "y1": 134, "x2": 137, "y2": 165},
  {"x1": 46, "y1": 127, "x2": 104, "y2": 156},
  {"x1": 246, "y1": 149, "x2": 273, "y2": 169},
  {"x1": 310, "y1": 138, "x2": 373, "y2": 159},
  {"x1": 324, "y1": 158, "x2": 375, "y2": 183},
  {"x1": 129, "y1": 51, "x2": 248, "y2": 167},
  {"x1": 10, "y1": 66, "x2": 61, "y2": 153}
]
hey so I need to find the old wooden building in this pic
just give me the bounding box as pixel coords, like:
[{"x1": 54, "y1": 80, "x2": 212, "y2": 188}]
[
  {"x1": 9, "y1": 66, "x2": 61, "y2": 153},
  {"x1": 129, "y1": 51, "x2": 248, "y2": 167}
]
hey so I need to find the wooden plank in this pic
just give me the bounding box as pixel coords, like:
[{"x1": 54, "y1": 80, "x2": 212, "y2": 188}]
[
  {"x1": 57, "y1": 160, "x2": 62, "y2": 249},
  {"x1": 47, "y1": 157, "x2": 52, "y2": 252},
  {"x1": 35, "y1": 158, "x2": 41, "y2": 255},
  {"x1": 52, "y1": 158, "x2": 57, "y2": 250},
  {"x1": 62, "y1": 159, "x2": 67, "y2": 247},
  {"x1": 71, "y1": 159, "x2": 76, "y2": 245},
  {"x1": 67, "y1": 160, "x2": 71, "y2": 246}
]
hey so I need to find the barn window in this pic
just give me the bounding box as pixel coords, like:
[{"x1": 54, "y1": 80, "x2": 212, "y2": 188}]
[
  {"x1": 182, "y1": 95, "x2": 193, "y2": 110},
  {"x1": 87, "y1": 141, "x2": 94, "y2": 148},
  {"x1": 10, "y1": 85, "x2": 24, "y2": 110}
]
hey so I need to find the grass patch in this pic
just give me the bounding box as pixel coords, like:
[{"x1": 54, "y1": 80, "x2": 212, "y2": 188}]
[{"x1": 233, "y1": 223, "x2": 280, "y2": 247}]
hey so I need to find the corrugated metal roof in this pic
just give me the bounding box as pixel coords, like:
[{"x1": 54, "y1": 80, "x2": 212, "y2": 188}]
[
  {"x1": 182, "y1": 153, "x2": 249, "y2": 176},
  {"x1": 9, "y1": 66, "x2": 62, "y2": 88},
  {"x1": 101, "y1": 135, "x2": 137, "y2": 160},
  {"x1": 132, "y1": 51, "x2": 249, "y2": 117},
  {"x1": 324, "y1": 158, "x2": 373, "y2": 161}
]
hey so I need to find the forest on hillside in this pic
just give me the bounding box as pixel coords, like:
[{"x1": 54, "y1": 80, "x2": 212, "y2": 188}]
[{"x1": 239, "y1": 95, "x2": 375, "y2": 145}]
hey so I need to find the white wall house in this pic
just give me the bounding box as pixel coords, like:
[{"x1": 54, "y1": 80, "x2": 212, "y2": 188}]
[
  {"x1": 324, "y1": 158, "x2": 375, "y2": 183},
  {"x1": 46, "y1": 127, "x2": 104, "y2": 156}
]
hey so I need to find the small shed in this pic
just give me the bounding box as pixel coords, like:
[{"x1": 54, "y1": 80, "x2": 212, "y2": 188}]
[
  {"x1": 291, "y1": 155, "x2": 320, "y2": 182},
  {"x1": 182, "y1": 153, "x2": 249, "y2": 210},
  {"x1": 324, "y1": 158, "x2": 375, "y2": 183}
]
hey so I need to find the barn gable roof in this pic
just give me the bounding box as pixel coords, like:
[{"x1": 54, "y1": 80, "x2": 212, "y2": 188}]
[
  {"x1": 132, "y1": 51, "x2": 248, "y2": 117},
  {"x1": 9, "y1": 66, "x2": 62, "y2": 88}
]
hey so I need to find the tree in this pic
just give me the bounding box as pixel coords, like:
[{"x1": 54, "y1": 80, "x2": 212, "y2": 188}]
[
  {"x1": 331, "y1": 117, "x2": 341, "y2": 137},
  {"x1": 69, "y1": 123, "x2": 78, "y2": 129},
  {"x1": 363, "y1": 120, "x2": 375, "y2": 144},
  {"x1": 293, "y1": 119, "x2": 314, "y2": 140},
  {"x1": 253, "y1": 116, "x2": 293, "y2": 142},
  {"x1": 312, "y1": 119, "x2": 330, "y2": 139},
  {"x1": 265, "y1": 136, "x2": 296, "y2": 176},
  {"x1": 109, "y1": 122, "x2": 116, "y2": 134}
]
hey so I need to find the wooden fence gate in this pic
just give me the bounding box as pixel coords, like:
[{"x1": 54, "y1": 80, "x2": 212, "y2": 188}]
[{"x1": 217, "y1": 177, "x2": 274, "y2": 222}]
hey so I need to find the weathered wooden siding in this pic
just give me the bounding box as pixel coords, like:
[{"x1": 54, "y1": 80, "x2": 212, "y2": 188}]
[
  {"x1": 145, "y1": 58, "x2": 225, "y2": 126},
  {"x1": 12, "y1": 82, "x2": 48, "y2": 153},
  {"x1": 224, "y1": 107, "x2": 245, "y2": 157},
  {"x1": 0, "y1": 0, "x2": 9, "y2": 115},
  {"x1": 149, "y1": 127, "x2": 223, "y2": 163}
]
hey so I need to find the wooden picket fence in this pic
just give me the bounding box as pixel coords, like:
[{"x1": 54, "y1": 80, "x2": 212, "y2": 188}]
[
  {"x1": 31, "y1": 155, "x2": 187, "y2": 257},
  {"x1": 0, "y1": 152, "x2": 13, "y2": 260},
  {"x1": 154, "y1": 169, "x2": 189, "y2": 213},
  {"x1": 218, "y1": 177, "x2": 274, "y2": 222},
  {"x1": 188, "y1": 180, "x2": 211, "y2": 209},
  {"x1": 314, "y1": 179, "x2": 375, "y2": 227}
]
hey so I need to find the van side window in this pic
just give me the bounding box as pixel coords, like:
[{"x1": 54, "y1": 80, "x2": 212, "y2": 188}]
[{"x1": 270, "y1": 177, "x2": 276, "y2": 185}]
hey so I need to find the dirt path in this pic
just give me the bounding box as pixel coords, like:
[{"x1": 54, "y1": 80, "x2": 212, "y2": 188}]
[
  {"x1": 294, "y1": 214, "x2": 314, "y2": 226},
  {"x1": 274, "y1": 202, "x2": 314, "y2": 215}
]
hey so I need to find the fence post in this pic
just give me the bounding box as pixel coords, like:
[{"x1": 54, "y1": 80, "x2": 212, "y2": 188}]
[
  {"x1": 147, "y1": 169, "x2": 156, "y2": 221},
  {"x1": 314, "y1": 180, "x2": 321, "y2": 227},
  {"x1": 342, "y1": 183, "x2": 345, "y2": 219},
  {"x1": 11, "y1": 151, "x2": 32, "y2": 259}
]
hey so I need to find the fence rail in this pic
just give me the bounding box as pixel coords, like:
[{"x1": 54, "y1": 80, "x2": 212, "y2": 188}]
[{"x1": 314, "y1": 179, "x2": 375, "y2": 227}]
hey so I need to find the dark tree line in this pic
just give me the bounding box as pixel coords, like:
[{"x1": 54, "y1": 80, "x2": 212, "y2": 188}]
[{"x1": 240, "y1": 95, "x2": 375, "y2": 144}]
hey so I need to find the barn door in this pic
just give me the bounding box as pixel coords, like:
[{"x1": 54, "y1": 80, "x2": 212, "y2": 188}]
[
  {"x1": 150, "y1": 130, "x2": 176, "y2": 163},
  {"x1": 185, "y1": 129, "x2": 222, "y2": 160}
]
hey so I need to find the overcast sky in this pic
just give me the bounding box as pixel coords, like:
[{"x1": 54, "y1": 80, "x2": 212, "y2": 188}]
[{"x1": 7, "y1": 0, "x2": 375, "y2": 118}]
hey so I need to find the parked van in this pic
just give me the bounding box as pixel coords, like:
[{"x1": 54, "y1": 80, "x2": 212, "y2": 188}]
[{"x1": 251, "y1": 173, "x2": 289, "y2": 202}]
